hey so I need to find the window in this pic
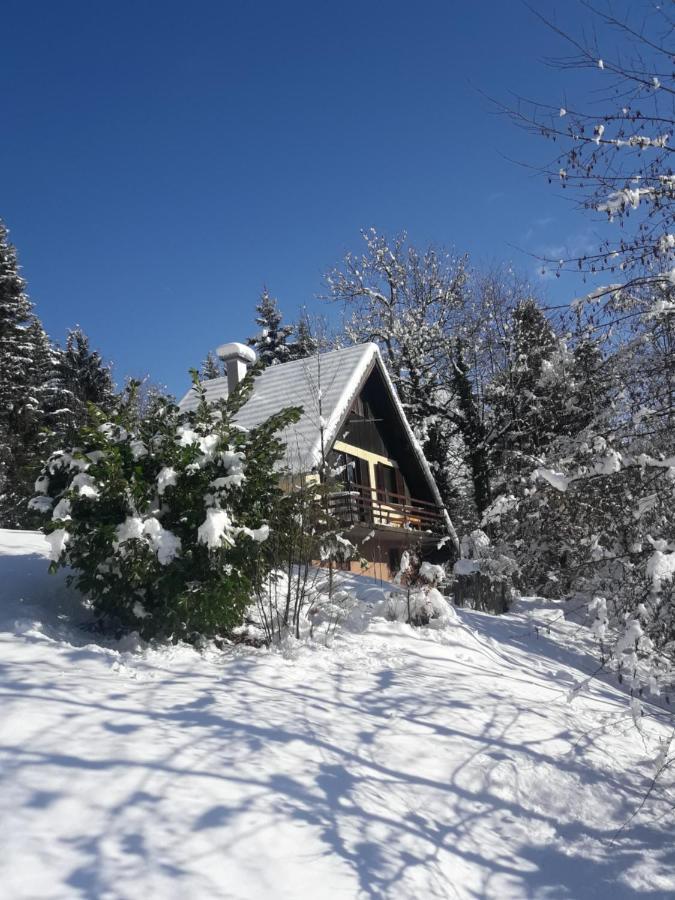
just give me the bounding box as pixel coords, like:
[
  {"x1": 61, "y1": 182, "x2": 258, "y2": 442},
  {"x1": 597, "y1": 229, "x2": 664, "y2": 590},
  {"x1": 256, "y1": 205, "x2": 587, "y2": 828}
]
[
  {"x1": 375, "y1": 463, "x2": 397, "y2": 502},
  {"x1": 375, "y1": 463, "x2": 408, "y2": 503},
  {"x1": 330, "y1": 451, "x2": 369, "y2": 490}
]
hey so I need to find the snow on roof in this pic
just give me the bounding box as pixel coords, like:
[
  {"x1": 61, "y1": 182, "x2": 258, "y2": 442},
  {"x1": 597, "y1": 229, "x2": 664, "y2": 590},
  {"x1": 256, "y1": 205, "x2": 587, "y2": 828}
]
[
  {"x1": 178, "y1": 343, "x2": 455, "y2": 543},
  {"x1": 179, "y1": 343, "x2": 380, "y2": 474}
]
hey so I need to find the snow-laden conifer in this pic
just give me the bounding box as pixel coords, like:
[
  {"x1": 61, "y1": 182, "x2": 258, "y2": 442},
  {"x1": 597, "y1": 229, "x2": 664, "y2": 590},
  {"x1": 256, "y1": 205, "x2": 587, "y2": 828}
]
[
  {"x1": 247, "y1": 288, "x2": 294, "y2": 367},
  {"x1": 287, "y1": 312, "x2": 319, "y2": 361},
  {"x1": 60, "y1": 327, "x2": 115, "y2": 431},
  {"x1": 200, "y1": 350, "x2": 223, "y2": 380},
  {"x1": 0, "y1": 222, "x2": 70, "y2": 524}
]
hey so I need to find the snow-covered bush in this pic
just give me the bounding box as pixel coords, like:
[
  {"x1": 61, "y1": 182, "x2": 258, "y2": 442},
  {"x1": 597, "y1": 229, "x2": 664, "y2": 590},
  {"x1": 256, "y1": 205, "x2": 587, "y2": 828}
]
[
  {"x1": 307, "y1": 583, "x2": 359, "y2": 644},
  {"x1": 385, "y1": 547, "x2": 454, "y2": 625},
  {"x1": 393, "y1": 548, "x2": 448, "y2": 589},
  {"x1": 385, "y1": 587, "x2": 454, "y2": 627},
  {"x1": 31, "y1": 375, "x2": 300, "y2": 643}
]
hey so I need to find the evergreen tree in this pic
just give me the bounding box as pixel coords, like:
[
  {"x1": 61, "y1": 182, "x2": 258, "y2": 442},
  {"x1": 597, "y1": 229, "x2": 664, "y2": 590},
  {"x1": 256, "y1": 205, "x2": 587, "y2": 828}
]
[
  {"x1": 287, "y1": 313, "x2": 318, "y2": 361},
  {"x1": 61, "y1": 327, "x2": 115, "y2": 431},
  {"x1": 487, "y1": 300, "x2": 567, "y2": 483},
  {"x1": 29, "y1": 318, "x2": 70, "y2": 449},
  {"x1": 1, "y1": 302, "x2": 73, "y2": 524},
  {"x1": 494, "y1": 300, "x2": 559, "y2": 449},
  {"x1": 0, "y1": 223, "x2": 115, "y2": 525},
  {"x1": 247, "y1": 288, "x2": 293, "y2": 367},
  {"x1": 0, "y1": 221, "x2": 46, "y2": 525},
  {"x1": 201, "y1": 350, "x2": 223, "y2": 380},
  {"x1": 0, "y1": 220, "x2": 33, "y2": 433},
  {"x1": 486, "y1": 299, "x2": 608, "y2": 496},
  {"x1": 452, "y1": 338, "x2": 492, "y2": 516}
]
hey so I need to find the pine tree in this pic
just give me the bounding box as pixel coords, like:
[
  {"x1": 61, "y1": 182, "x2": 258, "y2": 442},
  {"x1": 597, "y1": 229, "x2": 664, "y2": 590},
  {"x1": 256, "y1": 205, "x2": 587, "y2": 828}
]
[
  {"x1": 1, "y1": 309, "x2": 73, "y2": 524},
  {"x1": 0, "y1": 221, "x2": 34, "y2": 430},
  {"x1": 61, "y1": 327, "x2": 115, "y2": 430},
  {"x1": 201, "y1": 350, "x2": 223, "y2": 380},
  {"x1": 488, "y1": 300, "x2": 564, "y2": 472},
  {"x1": 0, "y1": 224, "x2": 113, "y2": 525},
  {"x1": 29, "y1": 319, "x2": 69, "y2": 449},
  {"x1": 0, "y1": 221, "x2": 44, "y2": 525},
  {"x1": 247, "y1": 288, "x2": 293, "y2": 367},
  {"x1": 487, "y1": 299, "x2": 606, "y2": 494},
  {"x1": 287, "y1": 313, "x2": 318, "y2": 361}
]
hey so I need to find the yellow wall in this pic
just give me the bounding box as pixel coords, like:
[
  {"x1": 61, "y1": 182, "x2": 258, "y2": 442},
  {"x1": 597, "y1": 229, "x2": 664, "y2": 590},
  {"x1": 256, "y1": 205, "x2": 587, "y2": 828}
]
[
  {"x1": 332, "y1": 439, "x2": 406, "y2": 498},
  {"x1": 277, "y1": 440, "x2": 417, "y2": 531},
  {"x1": 279, "y1": 441, "x2": 403, "y2": 501},
  {"x1": 316, "y1": 557, "x2": 394, "y2": 582},
  {"x1": 333, "y1": 438, "x2": 414, "y2": 526}
]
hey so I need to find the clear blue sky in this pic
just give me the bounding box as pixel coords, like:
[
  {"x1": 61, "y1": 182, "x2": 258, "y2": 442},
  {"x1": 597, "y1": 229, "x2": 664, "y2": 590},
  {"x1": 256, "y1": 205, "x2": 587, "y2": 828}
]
[{"x1": 2, "y1": 0, "x2": 604, "y2": 396}]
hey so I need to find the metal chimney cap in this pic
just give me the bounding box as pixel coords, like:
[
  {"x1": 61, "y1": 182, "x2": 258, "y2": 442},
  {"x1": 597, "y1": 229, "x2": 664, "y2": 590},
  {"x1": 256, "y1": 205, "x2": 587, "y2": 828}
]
[{"x1": 216, "y1": 342, "x2": 257, "y2": 364}]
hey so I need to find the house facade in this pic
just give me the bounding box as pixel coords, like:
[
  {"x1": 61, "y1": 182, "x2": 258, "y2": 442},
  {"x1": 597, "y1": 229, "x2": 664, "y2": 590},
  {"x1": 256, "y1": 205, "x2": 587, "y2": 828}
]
[{"x1": 179, "y1": 342, "x2": 457, "y2": 581}]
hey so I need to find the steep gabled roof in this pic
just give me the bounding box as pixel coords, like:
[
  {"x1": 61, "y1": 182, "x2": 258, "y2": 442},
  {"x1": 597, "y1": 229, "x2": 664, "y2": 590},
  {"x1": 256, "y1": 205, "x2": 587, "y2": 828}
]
[
  {"x1": 179, "y1": 343, "x2": 377, "y2": 472},
  {"x1": 178, "y1": 343, "x2": 457, "y2": 544}
]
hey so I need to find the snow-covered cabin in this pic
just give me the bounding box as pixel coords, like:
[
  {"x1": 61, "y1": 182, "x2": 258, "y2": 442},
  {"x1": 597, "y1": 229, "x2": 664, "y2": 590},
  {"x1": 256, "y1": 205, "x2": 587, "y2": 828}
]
[{"x1": 179, "y1": 342, "x2": 456, "y2": 580}]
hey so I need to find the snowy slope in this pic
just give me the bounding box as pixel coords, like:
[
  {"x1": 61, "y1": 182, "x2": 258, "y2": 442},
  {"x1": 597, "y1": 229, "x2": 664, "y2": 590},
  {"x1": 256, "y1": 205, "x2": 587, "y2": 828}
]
[{"x1": 1, "y1": 530, "x2": 673, "y2": 900}]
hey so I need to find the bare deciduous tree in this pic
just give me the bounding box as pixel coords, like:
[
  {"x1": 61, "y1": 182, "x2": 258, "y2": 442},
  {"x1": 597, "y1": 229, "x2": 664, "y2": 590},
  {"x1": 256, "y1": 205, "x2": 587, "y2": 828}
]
[{"x1": 502, "y1": 1, "x2": 674, "y2": 299}]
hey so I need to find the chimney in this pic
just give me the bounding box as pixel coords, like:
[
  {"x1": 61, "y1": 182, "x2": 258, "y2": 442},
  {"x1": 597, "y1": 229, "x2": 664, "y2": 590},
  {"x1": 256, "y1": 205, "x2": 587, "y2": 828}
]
[{"x1": 216, "y1": 342, "x2": 257, "y2": 393}]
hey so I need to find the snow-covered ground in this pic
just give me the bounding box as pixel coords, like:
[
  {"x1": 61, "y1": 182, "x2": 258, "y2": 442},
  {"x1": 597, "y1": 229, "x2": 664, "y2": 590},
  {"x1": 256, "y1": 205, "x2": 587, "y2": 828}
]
[{"x1": 1, "y1": 529, "x2": 673, "y2": 899}]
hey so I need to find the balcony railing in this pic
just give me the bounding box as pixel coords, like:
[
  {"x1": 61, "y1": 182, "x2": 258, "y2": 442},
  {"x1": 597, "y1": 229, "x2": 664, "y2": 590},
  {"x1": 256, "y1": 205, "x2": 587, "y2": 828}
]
[{"x1": 328, "y1": 482, "x2": 444, "y2": 531}]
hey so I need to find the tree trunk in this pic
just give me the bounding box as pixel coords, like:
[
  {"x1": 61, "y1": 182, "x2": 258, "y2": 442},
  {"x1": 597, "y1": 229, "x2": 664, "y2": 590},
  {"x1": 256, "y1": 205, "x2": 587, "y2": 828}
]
[{"x1": 452, "y1": 341, "x2": 491, "y2": 517}]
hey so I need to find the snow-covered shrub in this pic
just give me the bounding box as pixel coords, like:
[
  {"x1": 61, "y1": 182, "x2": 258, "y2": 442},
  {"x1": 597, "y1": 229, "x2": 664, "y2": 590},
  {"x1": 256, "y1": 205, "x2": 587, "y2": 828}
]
[
  {"x1": 418, "y1": 560, "x2": 447, "y2": 586},
  {"x1": 384, "y1": 587, "x2": 454, "y2": 626},
  {"x1": 385, "y1": 547, "x2": 454, "y2": 625},
  {"x1": 31, "y1": 375, "x2": 300, "y2": 643},
  {"x1": 459, "y1": 529, "x2": 491, "y2": 563},
  {"x1": 393, "y1": 547, "x2": 449, "y2": 589},
  {"x1": 307, "y1": 584, "x2": 358, "y2": 643}
]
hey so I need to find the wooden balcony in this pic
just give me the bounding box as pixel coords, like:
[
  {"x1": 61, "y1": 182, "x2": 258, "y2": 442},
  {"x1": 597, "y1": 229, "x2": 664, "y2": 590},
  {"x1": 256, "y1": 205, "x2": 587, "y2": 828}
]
[{"x1": 328, "y1": 482, "x2": 444, "y2": 532}]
